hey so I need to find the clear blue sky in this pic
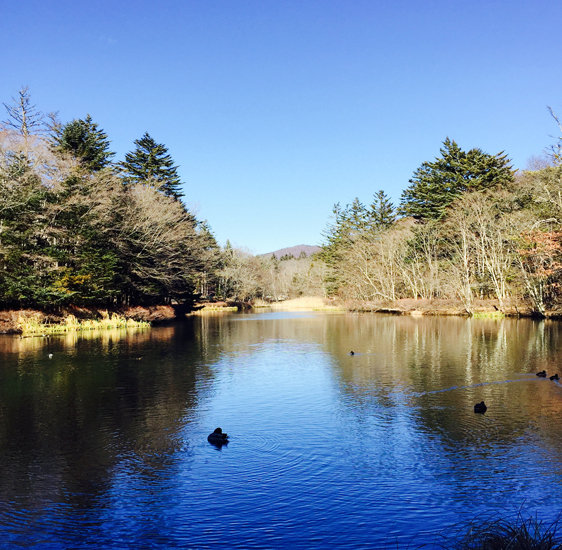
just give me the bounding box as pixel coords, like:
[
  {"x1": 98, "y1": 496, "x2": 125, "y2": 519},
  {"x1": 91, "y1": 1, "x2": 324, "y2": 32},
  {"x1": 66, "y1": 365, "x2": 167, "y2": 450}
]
[{"x1": 2, "y1": 0, "x2": 561, "y2": 254}]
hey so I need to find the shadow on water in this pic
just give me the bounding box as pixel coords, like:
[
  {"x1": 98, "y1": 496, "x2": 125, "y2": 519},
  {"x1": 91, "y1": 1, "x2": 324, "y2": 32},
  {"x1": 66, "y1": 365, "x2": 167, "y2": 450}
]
[{"x1": 0, "y1": 321, "x2": 223, "y2": 511}]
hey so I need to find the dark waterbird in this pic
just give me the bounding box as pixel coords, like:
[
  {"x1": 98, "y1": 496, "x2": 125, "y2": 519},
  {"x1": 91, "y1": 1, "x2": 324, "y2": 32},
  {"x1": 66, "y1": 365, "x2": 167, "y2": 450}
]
[
  {"x1": 536, "y1": 370, "x2": 547, "y2": 378},
  {"x1": 350, "y1": 351, "x2": 355, "y2": 355},
  {"x1": 208, "y1": 428, "x2": 228, "y2": 446},
  {"x1": 474, "y1": 401, "x2": 487, "y2": 414},
  {"x1": 551, "y1": 374, "x2": 560, "y2": 381}
]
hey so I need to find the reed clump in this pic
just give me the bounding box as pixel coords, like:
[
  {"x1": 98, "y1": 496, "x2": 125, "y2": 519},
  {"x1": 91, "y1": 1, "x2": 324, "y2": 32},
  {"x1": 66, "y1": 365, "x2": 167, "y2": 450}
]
[
  {"x1": 17, "y1": 311, "x2": 150, "y2": 335},
  {"x1": 439, "y1": 513, "x2": 562, "y2": 550}
]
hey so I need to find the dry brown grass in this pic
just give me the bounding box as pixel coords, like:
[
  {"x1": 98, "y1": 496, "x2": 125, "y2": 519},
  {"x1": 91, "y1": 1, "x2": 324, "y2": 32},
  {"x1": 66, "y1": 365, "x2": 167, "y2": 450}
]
[
  {"x1": 17, "y1": 311, "x2": 150, "y2": 335},
  {"x1": 267, "y1": 297, "x2": 344, "y2": 311},
  {"x1": 0, "y1": 306, "x2": 173, "y2": 334}
]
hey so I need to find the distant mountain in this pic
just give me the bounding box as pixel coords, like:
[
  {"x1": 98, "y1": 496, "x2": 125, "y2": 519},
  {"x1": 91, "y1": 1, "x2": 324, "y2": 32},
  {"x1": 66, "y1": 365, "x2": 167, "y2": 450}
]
[{"x1": 262, "y1": 244, "x2": 321, "y2": 259}]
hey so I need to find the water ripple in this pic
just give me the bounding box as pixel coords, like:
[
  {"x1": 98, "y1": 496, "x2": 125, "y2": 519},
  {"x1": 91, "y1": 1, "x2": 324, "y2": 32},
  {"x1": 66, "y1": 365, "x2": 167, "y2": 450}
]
[{"x1": 411, "y1": 376, "x2": 543, "y2": 397}]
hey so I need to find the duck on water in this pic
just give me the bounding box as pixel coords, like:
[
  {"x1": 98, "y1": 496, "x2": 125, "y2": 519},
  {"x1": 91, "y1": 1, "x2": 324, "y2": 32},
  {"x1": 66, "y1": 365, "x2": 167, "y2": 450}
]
[
  {"x1": 474, "y1": 401, "x2": 487, "y2": 414},
  {"x1": 208, "y1": 428, "x2": 229, "y2": 446}
]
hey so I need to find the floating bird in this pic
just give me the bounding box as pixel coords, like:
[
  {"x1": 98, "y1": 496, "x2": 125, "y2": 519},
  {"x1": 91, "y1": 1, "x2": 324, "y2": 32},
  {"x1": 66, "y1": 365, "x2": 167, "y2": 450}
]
[
  {"x1": 350, "y1": 351, "x2": 355, "y2": 355},
  {"x1": 48, "y1": 353, "x2": 53, "y2": 359},
  {"x1": 550, "y1": 374, "x2": 560, "y2": 381},
  {"x1": 207, "y1": 428, "x2": 228, "y2": 445},
  {"x1": 474, "y1": 401, "x2": 487, "y2": 414},
  {"x1": 536, "y1": 370, "x2": 547, "y2": 378}
]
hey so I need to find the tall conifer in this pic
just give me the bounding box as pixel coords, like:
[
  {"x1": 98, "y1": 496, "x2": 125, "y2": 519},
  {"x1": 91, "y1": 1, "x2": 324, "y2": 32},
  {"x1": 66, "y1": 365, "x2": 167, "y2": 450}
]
[
  {"x1": 53, "y1": 115, "x2": 114, "y2": 171},
  {"x1": 399, "y1": 138, "x2": 514, "y2": 221},
  {"x1": 369, "y1": 190, "x2": 396, "y2": 229},
  {"x1": 121, "y1": 132, "x2": 184, "y2": 200}
]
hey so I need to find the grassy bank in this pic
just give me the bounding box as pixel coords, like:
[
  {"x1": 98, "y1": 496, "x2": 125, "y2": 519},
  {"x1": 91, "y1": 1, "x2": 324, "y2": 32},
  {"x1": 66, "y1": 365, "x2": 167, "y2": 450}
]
[
  {"x1": 192, "y1": 297, "x2": 346, "y2": 313},
  {"x1": 17, "y1": 311, "x2": 150, "y2": 335},
  {"x1": 192, "y1": 297, "x2": 537, "y2": 317},
  {"x1": 0, "y1": 305, "x2": 179, "y2": 335},
  {"x1": 255, "y1": 297, "x2": 531, "y2": 317},
  {"x1": 192, "y1": 305, "x2": 238, "y2": 313},
  {"x1": 340, "y1": 298, "x2": 538, "y2": 318},
  {"x1": 266, "y1": 297, "x2": 345, "y2": 311}
]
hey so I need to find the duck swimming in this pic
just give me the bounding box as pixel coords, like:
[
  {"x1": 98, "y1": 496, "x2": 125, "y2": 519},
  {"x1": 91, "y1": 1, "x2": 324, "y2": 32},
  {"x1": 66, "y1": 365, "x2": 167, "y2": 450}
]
[
  {"x1": 550, "y1": 374, "x2": 560, "y2": 381},
  {"x1": 350, "y1": 351, "x2": 355, "y2": 356},
  {"x1": 536, "y1": 370, "x2": 547, "y2": 378},
  {"x1": 474, "y1": 401, "x2": 487, "y2": 414},
  {"x1": 207, "y1": 428, "x2": 228, "y2": 445}
]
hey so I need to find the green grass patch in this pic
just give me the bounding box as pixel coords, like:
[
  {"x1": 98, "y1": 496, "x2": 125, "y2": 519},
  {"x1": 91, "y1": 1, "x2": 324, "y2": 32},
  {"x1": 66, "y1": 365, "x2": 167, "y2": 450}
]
[
  {"x1": 472, "y1": 311, "x2": 505, "y2": 319},
  {"x1": 194, "y1": 306, "x2": 239, "y2": 313},
  {"x1": 312, "y1": 306, "x2": 346, "y2": 312}
]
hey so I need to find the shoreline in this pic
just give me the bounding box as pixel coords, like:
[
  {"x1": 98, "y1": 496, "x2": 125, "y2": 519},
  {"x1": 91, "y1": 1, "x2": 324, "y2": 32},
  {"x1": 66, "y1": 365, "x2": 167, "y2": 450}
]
[
  {"x1": 0, "y1": 305, "x2": 181, "y2": 335},
  {"x1": 199, "y1": 297, "x2": 561, "y2": 319},
  {"x1": 2, "y1": 297, "x2": 559, "y2": 334}
]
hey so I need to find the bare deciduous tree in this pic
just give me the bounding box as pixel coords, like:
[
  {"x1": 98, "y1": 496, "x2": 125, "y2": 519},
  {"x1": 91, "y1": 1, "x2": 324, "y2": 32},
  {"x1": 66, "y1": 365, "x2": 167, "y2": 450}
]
[{"x1": 2, "y1": 87, "x2": 45, "y2": 141}]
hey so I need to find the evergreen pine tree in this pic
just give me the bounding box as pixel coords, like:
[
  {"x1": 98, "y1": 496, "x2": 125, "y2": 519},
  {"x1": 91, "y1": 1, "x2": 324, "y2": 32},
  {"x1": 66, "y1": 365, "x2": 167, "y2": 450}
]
[
  {"x1": 399, "y1": 138, "x2": 514, "y2": 221},
  {"x1": 321, "y1": 199, "x2": 372, "y2": 264},
  {"x1": 369, "y1": 190, "x2": 396, "y2": 229},
  {"x1": 121, "y1": 132, "x2": 184, "y2": 200},
  {"x1": 320, "y1": 199, "x2": 371, "y2": 294},
  {"x1": 53, "y1": 114, "x2": 114, "y2": 171},
  {"x1": 347, "y1": 198, "x2": 369, "y2": 234}
]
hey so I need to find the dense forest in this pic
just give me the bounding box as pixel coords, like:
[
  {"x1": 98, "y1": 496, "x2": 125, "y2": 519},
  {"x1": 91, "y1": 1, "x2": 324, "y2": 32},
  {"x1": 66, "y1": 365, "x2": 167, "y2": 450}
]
[
  {"x1": 2, "y1": 87, "x2": 562, "y2": 315},
  {"x1": 0, "y1": 88, "x2": 224, "y2": 309},
  {"x1": 320, "y1": 126, "x2": 562, "y2": 315},
  {"x1": 0, "y1": 88, "x2": 324, "y2": 310}
]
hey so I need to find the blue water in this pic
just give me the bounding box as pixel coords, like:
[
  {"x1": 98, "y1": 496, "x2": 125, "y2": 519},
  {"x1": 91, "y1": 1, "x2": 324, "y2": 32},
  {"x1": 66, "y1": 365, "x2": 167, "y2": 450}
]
[{"x1": 1, "y1": 312, "x2": 562, "y2": 548}]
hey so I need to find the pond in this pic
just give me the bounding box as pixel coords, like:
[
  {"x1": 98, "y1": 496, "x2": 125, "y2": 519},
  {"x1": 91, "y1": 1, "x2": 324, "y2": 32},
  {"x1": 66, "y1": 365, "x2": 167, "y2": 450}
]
[{"x1": 1, "y1": 311, "x2": 562, "y2": 548}]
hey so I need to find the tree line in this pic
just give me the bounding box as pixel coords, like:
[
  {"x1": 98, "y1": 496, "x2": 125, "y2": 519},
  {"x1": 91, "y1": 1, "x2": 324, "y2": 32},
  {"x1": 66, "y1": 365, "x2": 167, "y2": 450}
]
[
  {"x1": 0, "y1": 87, "x2": 325, "y2": 310},
  {"x1": 215, "y1": 128, "x2": 562, "y2": 313},
  {"x1": 320, "y1": 124, "x2": 562, "y2": 315},
  {"x1": 215, "y1": 241, "x2": 326, "y2": 302},
  {"x1": 0, "y1": 87, "x2": 219, "y2": 308},
  {"x1": 3, "y1": 86, "x2": 562, "y2": 314}
]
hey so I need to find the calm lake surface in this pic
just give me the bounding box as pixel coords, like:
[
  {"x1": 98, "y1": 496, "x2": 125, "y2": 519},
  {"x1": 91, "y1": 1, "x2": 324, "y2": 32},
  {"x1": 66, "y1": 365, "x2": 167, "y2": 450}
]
[{"x1": 2, "y1": 311, "x2": 562, "y2": 548}]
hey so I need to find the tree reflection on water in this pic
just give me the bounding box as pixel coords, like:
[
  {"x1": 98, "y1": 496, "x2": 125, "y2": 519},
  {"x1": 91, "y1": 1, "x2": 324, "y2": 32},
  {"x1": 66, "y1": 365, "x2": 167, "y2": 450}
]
[{"x1": 1, "y1": 312, "x2": 562, "y2": 547}]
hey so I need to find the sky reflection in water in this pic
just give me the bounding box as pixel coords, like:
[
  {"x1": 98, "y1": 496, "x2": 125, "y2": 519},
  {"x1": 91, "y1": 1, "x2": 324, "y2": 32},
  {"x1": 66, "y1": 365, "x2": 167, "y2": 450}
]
[{"x1": 1, "y1": 313, "x2": 562, "y2": 548}]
